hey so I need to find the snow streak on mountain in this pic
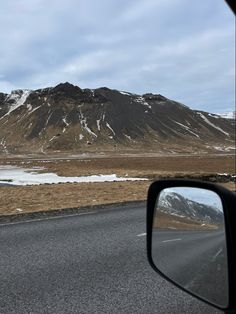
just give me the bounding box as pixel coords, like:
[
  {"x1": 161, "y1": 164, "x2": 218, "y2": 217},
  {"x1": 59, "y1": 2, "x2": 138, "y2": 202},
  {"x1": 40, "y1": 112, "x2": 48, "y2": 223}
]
[{"x1": 0, "y1": 82, "x2": 235, "y2": 154}]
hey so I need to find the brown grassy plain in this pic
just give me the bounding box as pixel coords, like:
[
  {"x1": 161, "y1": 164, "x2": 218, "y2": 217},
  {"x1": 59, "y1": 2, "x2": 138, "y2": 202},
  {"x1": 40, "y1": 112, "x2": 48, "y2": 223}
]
[{"x1": 0, "y1": 154, "x2": 235, "y2": 216}]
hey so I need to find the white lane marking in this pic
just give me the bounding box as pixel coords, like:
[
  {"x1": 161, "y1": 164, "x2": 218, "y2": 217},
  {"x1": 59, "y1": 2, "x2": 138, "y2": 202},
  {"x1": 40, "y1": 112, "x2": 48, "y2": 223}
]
[
  {"x1": 0, "y1": 211, "x2": 96, "y2": 227},
  {"x1": 212, "y1": 248, "x2": 223, "y2": 261},
  {"x1": 162, "y1": 238, "x2": 182, "y2": 243},
  {"x1": 137, "y1": 233, "x2": 146, "y2": 237},
  {"x1": 78, "y1": 212, "x2": 96, "y2": 216}
]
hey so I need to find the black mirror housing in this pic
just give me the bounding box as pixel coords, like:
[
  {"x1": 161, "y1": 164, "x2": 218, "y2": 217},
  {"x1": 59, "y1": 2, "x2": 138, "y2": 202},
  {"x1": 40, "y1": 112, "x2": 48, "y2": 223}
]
[{"x1": 147, "y1": 179, "x2": 236, "y2": 313}]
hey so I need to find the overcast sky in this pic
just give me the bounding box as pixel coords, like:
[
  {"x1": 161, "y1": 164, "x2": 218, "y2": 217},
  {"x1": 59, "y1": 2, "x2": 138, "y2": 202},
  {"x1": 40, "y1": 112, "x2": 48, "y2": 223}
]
[{"x1": 0, "y1": 0, "x2": 235, "y2": 113}]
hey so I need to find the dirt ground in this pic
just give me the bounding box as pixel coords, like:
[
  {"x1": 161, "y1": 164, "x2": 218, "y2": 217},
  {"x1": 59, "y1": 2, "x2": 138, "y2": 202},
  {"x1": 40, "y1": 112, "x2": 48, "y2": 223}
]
[
  {"x1": 1, "y1": 154, "x2": 235, "y2": 177},
  {"x1": 0, "y1": 154, "x2": 235, "y2": 216},
  {"x1": 0, "y1": 181, "x2": 150, "y2": 215},
  {"x1": 153, "y1": 211, "x2": 221, "y2": 231}
]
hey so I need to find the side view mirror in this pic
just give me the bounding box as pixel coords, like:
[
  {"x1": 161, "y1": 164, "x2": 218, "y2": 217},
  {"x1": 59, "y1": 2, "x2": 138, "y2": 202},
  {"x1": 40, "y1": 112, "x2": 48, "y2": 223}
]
[{"x1": 147, "y1": 179, "x2": 236, "y2": 312}]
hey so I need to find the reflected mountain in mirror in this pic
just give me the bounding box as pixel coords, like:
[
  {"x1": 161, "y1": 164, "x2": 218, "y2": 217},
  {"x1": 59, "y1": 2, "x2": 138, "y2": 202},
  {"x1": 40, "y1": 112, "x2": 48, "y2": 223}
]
[
  {"x1": 155, "y1": 187, "x2": 224, "y2": 230},
  {"x1": 152, "y1": 187, "x2": 228, "y2": 308}
]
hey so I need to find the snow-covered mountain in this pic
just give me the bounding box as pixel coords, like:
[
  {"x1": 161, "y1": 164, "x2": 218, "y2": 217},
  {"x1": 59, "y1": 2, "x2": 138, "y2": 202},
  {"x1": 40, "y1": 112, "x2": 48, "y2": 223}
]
[{"x1": 0, "y1": 82, "x2": 235, "y2": 154}]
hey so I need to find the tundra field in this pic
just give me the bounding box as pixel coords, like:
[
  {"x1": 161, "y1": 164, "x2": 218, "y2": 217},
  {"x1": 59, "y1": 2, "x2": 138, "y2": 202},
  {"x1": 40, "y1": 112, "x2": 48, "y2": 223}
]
[{"x1": 0, "y1": 154, "x2": 235, "y2": 216}]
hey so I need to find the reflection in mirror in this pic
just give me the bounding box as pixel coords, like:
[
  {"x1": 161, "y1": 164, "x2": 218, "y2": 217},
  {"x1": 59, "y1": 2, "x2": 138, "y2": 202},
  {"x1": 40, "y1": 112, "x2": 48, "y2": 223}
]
[{"x1": 152, "y1": 187, "x2": 228, "y2": 308}]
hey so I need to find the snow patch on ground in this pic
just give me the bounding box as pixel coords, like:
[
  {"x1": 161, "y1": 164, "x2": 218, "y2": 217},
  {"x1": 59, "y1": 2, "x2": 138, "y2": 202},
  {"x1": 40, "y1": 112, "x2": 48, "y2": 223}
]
[
  {"x1": 124, "y1": 134, "x2": 132, "y2": 140},
  {"x1": 197, "y1": 113, "x2": 229, "y2": 136},
  {"x1": 62, "y1": 116, "x2": 69, "y2": 126},
  {"x1": 216, "y1": 112, "x2": 235, "y2": 119},
  {"x1": 4, "y1": 90, "x2": 31, "y2": 117},
  {"x1": 49, "y1": 135, "x2": 57, "y2": 142},
  {"x1": 96, "y1": 119, "x2": 101, "y2": 131},
  {"x1": 45, "y1": 111, "x2": 53, "y2": 128},
  {"x1": 135, "y1": 96, "x2": 152, "y2": 109},
  {"x1": 212, "y1": 146, "x2": 235, "y2": 151},
  {"x1": 84, "y1": 123, "x2": 97, "y2": 137},
  {"x1": 0, "y1": 166, "x2": 147, "y2": 186},
  {"x1": 119, "y1": 91, "x2": 133, "y2": 96},
  {"x1": 79, "y1": 107, "x2": 97, "y2": 137},
  {"x1": 0, "y1": 138, "x2": 8, "y2": 153},
  {"x1": 90, "y1": 89, "x2": 95, "y2": 97},
  {"x1": 174, "y1": 121, "x2": 199, "y2": 138},
  {"x1": 27, "y1": 103, "x2": 32, "y2": 111},
  {"x1": 28, "y1": 106, "x2": 41, "y2": 114},
  {"x1": 106, "y1": 122, "x2": 115, "y2": 135},
  {"x1": 207, "y1": 113, "x2": 219, "y2": 119}
]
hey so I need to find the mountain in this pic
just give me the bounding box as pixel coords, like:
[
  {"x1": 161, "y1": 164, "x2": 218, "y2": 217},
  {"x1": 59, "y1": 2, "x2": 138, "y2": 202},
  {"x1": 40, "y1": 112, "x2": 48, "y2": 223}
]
[
  {"x1": 0, "y1": 82, "x2": 235, "y2": 154},
  {"x1": 159, "y1": 191, "x2": 223, "y2": 224}
]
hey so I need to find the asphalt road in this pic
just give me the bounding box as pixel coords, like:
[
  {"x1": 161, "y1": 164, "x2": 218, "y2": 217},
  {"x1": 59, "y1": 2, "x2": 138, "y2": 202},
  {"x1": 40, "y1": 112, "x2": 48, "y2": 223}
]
[
  {"x1": 0, "y1": 203, "x2": 222, "y2": 314},
  {"x1": 152, "y1": 229, "x2": 228, "y2": 307}
]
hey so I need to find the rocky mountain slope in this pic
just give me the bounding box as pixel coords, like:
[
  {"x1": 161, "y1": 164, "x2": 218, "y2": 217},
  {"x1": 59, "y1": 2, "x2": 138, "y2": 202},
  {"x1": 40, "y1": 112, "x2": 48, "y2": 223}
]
[
  {"x1": 159, "y1": 191, "x2": 223, "y2": 224},
  {"x1": 0, "y1": 82, "x2": 235, "y2": 154}
]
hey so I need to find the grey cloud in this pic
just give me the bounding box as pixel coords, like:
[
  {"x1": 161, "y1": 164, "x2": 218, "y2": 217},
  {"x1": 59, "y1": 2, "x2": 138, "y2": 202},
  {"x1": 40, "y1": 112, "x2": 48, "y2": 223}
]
[{"x1": 0, "y1": 0, "x2": 234, "y2": 113}]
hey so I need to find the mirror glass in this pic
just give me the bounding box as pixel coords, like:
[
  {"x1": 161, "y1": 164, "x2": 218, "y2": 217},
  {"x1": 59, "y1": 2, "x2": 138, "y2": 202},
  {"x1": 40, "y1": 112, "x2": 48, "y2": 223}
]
[{"x1": 152, "y1": 187, "x2": 228, "y2": 308}]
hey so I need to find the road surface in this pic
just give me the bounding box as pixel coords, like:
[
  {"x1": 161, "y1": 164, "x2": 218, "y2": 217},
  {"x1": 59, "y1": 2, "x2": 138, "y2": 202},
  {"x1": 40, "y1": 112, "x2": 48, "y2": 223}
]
[
  {"x1": 0, "y1": 203, "x2": 222, "y2": 313},
  {"x1": 152, "y1": 229, "x2": 228, "y2": 307}
]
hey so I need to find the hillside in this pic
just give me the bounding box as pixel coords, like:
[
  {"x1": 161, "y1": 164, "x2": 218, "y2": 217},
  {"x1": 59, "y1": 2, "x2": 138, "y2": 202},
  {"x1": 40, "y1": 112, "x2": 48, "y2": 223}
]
[
  {"x1": 0, "y1": 82, "x2": 235, "y2": 154},
  {"x1": 159, "y1": 191, "x2": 223, "y2": 224}
]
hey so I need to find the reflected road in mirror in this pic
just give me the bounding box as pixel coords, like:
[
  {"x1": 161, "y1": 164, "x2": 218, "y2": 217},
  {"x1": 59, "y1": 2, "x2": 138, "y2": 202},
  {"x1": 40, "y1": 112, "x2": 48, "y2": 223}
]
[{"x1": 152, "y1": 187, "x2": 228, "y2": 308}]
